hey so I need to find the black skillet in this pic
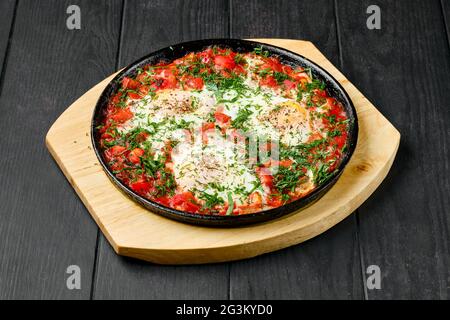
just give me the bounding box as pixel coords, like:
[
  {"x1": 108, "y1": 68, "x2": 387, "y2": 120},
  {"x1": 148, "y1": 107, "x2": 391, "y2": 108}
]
[{"x1": 91, "y1": 39, "x2": 358, "y2": 227}]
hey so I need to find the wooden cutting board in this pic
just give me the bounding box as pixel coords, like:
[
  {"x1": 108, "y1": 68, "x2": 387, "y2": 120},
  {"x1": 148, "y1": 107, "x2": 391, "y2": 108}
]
[{"x1": 46, "y1": 39, "x2": 400, "y2": 264}]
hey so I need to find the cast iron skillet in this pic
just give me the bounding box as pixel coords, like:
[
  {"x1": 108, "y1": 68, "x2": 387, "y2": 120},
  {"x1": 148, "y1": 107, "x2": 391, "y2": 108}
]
[{"x1": 92, "y1": 39, "x2": 358, "y2": 227}]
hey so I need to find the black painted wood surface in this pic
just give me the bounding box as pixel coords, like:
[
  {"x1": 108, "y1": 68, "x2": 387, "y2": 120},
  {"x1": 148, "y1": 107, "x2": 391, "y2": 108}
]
[
  {"x1": 336, "y1": 0, "x2": 450, "y2": 300},
  {"x1": 0, "y1": 0, "x2": 122, "y2": 299},
  {"x1": 0, "y1": 0, "x2": 448, "y2": 299}
]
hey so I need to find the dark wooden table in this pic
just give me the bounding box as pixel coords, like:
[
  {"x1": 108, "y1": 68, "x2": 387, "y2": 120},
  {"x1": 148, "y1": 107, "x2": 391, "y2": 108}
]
[{"x1": 0, "y1": 0, "x2": 449, "y2": 300}]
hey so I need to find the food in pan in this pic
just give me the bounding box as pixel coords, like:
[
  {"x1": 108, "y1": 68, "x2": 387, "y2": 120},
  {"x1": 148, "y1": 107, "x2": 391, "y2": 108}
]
[{"x1": 96, "y1": 46, "x2": 350, "y2": 215}]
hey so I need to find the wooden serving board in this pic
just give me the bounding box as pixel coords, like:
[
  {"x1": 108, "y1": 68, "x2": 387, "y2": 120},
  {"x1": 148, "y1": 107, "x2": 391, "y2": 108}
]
[{"x1": 46, "y1": 39, "x2": 400, "y2": 264}]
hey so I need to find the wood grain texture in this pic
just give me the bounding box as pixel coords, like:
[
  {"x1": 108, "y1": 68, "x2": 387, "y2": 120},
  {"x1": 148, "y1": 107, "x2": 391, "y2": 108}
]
[
  {"x1": 92, "y1": 0, "x2": 231, "y2": 300},
  {"x1": 0, "y1": 0, "x2": 122, "y2": 299},
  {"x1": 0, "y1": 0, "x2": 16, "y2": 79},
  {"x1": 441, "y1": 0, "x2": 450, "y2": 49},
  {"x1": 117, "y1": 0, "x2": 230, "y2": 68},
  {"x1": 336, "y1": 0, "x2": 450, "y2": 299},
  {"x1": 229, "y1": 0, "x2": 363, "y2": 299},
  {"x1": 46, "y1": 39, "x2": 400, "y2": 270}
]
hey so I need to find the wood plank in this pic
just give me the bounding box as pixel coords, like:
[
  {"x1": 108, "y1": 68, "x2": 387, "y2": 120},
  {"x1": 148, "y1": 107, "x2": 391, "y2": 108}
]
[
  {"x1": 441, "y1": 0, "x2": 450, "y2": 48},
  {"x1": 0, "y1": 0, "x2": 16, "y2": 79},
  {"x1": 336, "y1": 0, "x2": 450, "y2": 299},
  {"x1": 0, "y1": 0, "x2": 122, "y2": 299},
  {"x1": 92, "y1": 0, "x2": 231, "y2": 299},
  {"x1": 229, "y1": 0, "x2": 364, "y2": 299}
]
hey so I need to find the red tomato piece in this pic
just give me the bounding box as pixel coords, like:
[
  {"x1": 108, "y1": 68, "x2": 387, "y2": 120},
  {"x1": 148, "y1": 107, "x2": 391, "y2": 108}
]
[
  {"x1": 111, "y1": 93, "x2": 122, "y2": 105},
  {"x1": 266, "y1": 194, "x2": 283, "y2": 207},
  {"x1": 291, "y1": 71, "x2": 309, "y2": 82},
  {"x1": 278, "y1": 159, "x2": 293, "y2": 168},
  {"x1": 214, "y1": 55, "x2": 236, "y2": 70},
  {"x1": 121, "y1": 77, "x2": 140, "y2": 90},
  {"x1": 185, "y1": 77, "x2": 204, "y2": 90},
  {"x1": 170, "y1": 192, "x2": 200, "y2": 213},
  {"x1": 282, "y1": 65, "x2": 294, "y2": 75},
  {"x1": 199, "y1": 50, "x2": 213, "y2": 63},
  {"x1": 238, "y1": 192, "x2": 263, "y2": 214},
  {"x1": 214, "y1": 112, "x2": 231, "y2": 124},
  {"x1": 333, "y1": 134, "x2": 347, "y2": 149},
  {"x1": 160, "y1": 75, "x2": 178, "y2": 89},
  {"x1": 135, "y1": 131, "x2": 149, "y2": 143},
  {"x1": 329, "y1": 105, "x2": 346, "y2": 121},
  {"x1": 259, "y1": 75, "x2": 278, "y2": 88},
  {"x1": 283, "y1": 79, "x2": 296, "y2": 90},
  {"x1": 128, "y1": 92, "x2": 141, "y2": 99},
  {"x1": 154, "y1": 196, "x2": 170, "y2": 206},
  {"x1": 128, "y1": 148, "x2": 144, "y2": 164},
  {"x1": 109, "y1": 145, "x2": 127, "y2": 156},
  {"x1": 110, "y1": 108, "x2": 133, "y2": 123},
  {"x1": 130, "y1": 181, "x2": 152, "y2": 195},
  {"x1": 314, "y1": 88, "x2": 328, "y2": 98},
  {"x1": 256, "y1": 167, "x2": 274, "y2": 189},
  {"x1": 138, "y1": 85, "x2": 150, "y2": 96},
  {"x1": 234, "y1": 65, "x2": 246, "y2": 75},
  {"x1": 201, "y1": 122, "x2": 215, "y2": 144},
  {"x1": 201, "y1": 122, "x2": 215, "y2": 132},
  {"x1": 260, "y1": 58, "x2": 282, "y2": 73}
]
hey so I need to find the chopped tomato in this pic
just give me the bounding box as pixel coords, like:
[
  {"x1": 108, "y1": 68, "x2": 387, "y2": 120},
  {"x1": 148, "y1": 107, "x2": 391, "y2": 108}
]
[
  {"x1": 307, "y1": 133, "x2": 323, "y2": 143},
  {"x1": 214, "y1": 112, "x2": 231, "y2": 124},
  {"x1": 283, "y1": 79, "x2": 296, "y2": 90},
  {"x1": 165, "y1": 162, "x2": 174, "y2": 171},
  {"x1": 130, "y1": 181, "x2": 153, "y2": 195},
  {"x1": 250, "y1": 191, "x2": 262, "y2": 201},
  {"x1": 170, "y1": 192, "x2": 200, "y2": 213},
  {"x1": 128, "y1": 148, "x2": 144, "y2": 164},
  {"x1": 108, "y1": 145, "x2": 127, "y2": 156},
  {"x1": 154, "y1": 196, "x2": 170, "y2": 206},
  {"x1": 256, "y1": 167, "x2": 274, "y2": 188},
  {"x1": 314, "y1": 88, "x2": 328, "y2": 98},
  {"x1": 282, "y1": 65, "x2": 294, "y2": 75},
  {"x1": 111, "y1": 93, "x2": 122, "y2": 105},
  {"x1": 291, "y1": 71, "x2": 309, "y2": 81},
  {"x1": 110, "y1": 108, "x2": 133, "y2": 123},
  {"x1": 160, "y1": 75, "x2": 178, "y2": 89},
  {"x1": 265, "y1": 159, "x2": 294, "y2": 168},
  {"x1": 136, "y1": 72, "x2": 149, "y2": 83},
  {"x1": 135, "y1": 131, "x2": 149, "y2": 143},
  {"x1": 260, "y1": 57, "x2": 282, "y2": 72},
  {"x1": 128, "y1": 92, "x2": 141, "y2": 99},
  {"x1": 214, "y1": 55, "x2": 236, "y2": 70},
  {"x1": 238, "y1": 192, "x2": 263, "y2": 214},
  {"x1": 333, "y1": 134, "x2": 347, "y2": 149},
  {"x1": 201, "y1": 122, "x2": 215, "y2": 144},
  {"x1": 138, "y1": 85, "x2": 150, "y2": 96},
  {"x1": 329, "y1": 105, "x2": 346, "y2": 121},
  {"x1": 201, "y1": 122, "x2": 215, "y2": 132},
  {"x1": 100, "y1": 131, "x2": 113, "y2": 140},
  {"x1": 234, "y1": 65, "x2": 246, "y2": 75},
  {"x1": 122, "y1": 77, "x2": 140, "y2": 90},
  {"x1": 185, "y1": 77, "x2": 204, "y2": 89},
  {"x1": 158, "y1": 69, "x2": 172, "y2": 78},
  {"x1": 199, "y1": 48, "x2": 213, "y2": 63},
  {"x1": 259, "y1": 75, "x2": 277, "y2": 87},
  {"x1": 267, "y1": 194, "x2": 283, "y2": 207}
]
